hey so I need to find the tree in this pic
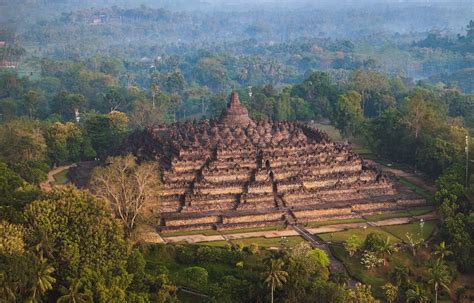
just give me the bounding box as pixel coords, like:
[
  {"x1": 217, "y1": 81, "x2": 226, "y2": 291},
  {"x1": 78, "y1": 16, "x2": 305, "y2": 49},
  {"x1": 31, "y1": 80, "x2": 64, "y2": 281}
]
[
  {"x1": 434, "y1": 242, "x2": 452, "y2": 260},
  {"x1": 0, "y1": 120, "x2": 47, "y2": 165},
  {"x1": 404, "y1": 232, "x2": 425, "y2": 257},
  {"x1": 30, "y1": 256, "x2": 56, "y2": 301},
  {"x1": 90, "y1": 155, "x2": 160, "y2": 235},
  {"x1": 402, "y1": 90, "x2": 439, "y2": 140},
  {"x1": 405, "y1": 284, "x2": 428, "y2": 303},
  {"x1": 24, "y1": 187, "x2": 128, "y2": 284},
  {"x1": 347, "y1": 283, "x2": 379, "y2": 303},
  {"x1": 264, "y1": 259, "x2": 288, "y2": 303},
  {"x1": 0, "y1": 162, "x2": 24, "y2": 207},
  {"x1": 381, "y1": 282, "x2": 398, "y2": 303},
  {"x1": 344, "y1": 234, "x2": 362, "y2": 257},
  {"x1": 45, "y1": 122, "x2": 88, "y2": 165},
  {"x1": 0, "y1": 221, "x2": 25, "y2": 255},
  {"x1": 428, "y1": 259, "x2": 452, "y2": 303},
  {"x1": 377, "y1": 236, "x2": 396, "y2": 266},
  {"x1": 334, "y1": 91, "x2": 364, "y2": 137},
  {"x1": 83, "y1": 112, "x2": 128, "y2": 159},
  {"x1": 57, "y1": 279, "x2": 91, "y2": 303},
  {"x1": 178, "y1": 267, "x2": 208, "y2": 290},
  {"x1": 129, "y1": 99, "x2": 166, "y2": 129},
  {"x1": 50, "y1": 91, "x2": 86, "y2": 122},
  {"x1": 23, "y1": 90, "x2": 44, "y2": 119}
]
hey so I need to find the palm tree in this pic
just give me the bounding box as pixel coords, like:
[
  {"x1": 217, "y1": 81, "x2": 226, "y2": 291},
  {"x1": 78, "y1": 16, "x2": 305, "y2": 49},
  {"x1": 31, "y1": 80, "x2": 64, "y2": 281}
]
[
  {"x1": 428, "y1": 259, "x2": 452, "y2": 303},
  {"x1": 382, "y1": 282, "x2": 398, "y2": 303},
  {"x1": 433, "y1": 242, "x2": 452, "y2": 261},
  {"x1": 57, "y1": 280, "x2": 91, "y2": 303},
  {"x1": 405, "y1": 284, "x2": 428, "y2": 303},
  {"x1": 264, "y1": 259, "x2": 288, "y2": 303},
  {"x1": 30, "y1": 257, "x2": 56, "y2": 301},
  {"x1": 377, "y1": 236, "x2": 395, "y2": 266}
]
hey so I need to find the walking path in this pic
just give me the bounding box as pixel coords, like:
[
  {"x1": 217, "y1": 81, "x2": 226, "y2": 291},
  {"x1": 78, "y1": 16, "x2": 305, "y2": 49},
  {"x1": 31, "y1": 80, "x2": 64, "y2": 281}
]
[
  {"x1": 160, "y1": 213, "x2": 437, "y2": 244},
  {"x1": 40, "y1": 163, "x2": 77, "y2": 191}
]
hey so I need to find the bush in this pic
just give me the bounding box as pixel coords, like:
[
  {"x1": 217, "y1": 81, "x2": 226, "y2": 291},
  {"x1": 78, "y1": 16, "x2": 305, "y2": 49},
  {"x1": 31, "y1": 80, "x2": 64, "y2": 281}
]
[
  {"x1": 233, "y1": 241, "x2": 244, "y2": 252},
  {"x1": 247, "y1": 243, "x2": 259, "y2": 254},
  {"x1": 196, "y1": 246, "x2": 222, "y2": 263},
  {"x1": 364, "y1": 232, "x2": 386, "y2": 252},
  {"x1": 178, "y1": 266, "x2": 209, "y2": 290},
  {"x1": 175, "y1": 245, "x2": 196, "y2": 264}
]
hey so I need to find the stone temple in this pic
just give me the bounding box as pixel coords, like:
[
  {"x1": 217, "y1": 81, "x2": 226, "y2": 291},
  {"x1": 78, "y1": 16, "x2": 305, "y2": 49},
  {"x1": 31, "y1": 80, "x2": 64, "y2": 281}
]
[{"x1": 128, "y1": 92, "x2": 427, "y2": 232}]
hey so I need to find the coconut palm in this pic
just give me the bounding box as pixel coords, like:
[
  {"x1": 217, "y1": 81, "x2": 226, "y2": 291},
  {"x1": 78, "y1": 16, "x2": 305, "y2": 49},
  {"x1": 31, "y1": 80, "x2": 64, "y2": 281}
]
[
  {"x1": 30, "y1": 257, "x2": 56, "y2": 301},
  {"x1": 405, "y1": 284, "x2": 428, "y2": 303},
  {"x1": 382, "y1": 282, "x2": 398, "y2": 303},
  {"x1": 428, "y1": 259, "x2": 452, "y2": 303},
  {"x1": 57, "y1": 280, "x2": 91, "y2": 303},
  {"x1": 264, "y1": 259, "x2": 288, "y2": 303},
  {"x1": 433, "y1": 242, "x2": 452, "y2": 261},
  {"x1": 377, "y1": 236, "x2": 396, "y2": 266}
]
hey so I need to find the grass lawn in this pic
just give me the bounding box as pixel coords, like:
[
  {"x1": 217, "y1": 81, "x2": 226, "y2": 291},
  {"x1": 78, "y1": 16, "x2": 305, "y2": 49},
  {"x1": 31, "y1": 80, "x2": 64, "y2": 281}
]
[
  {"x1": 161, "y1": 229, "x2": 221, "y2": 237},
  {"x1": 364, "y1": 207, "x2": 435, "y2": 222},
  {"x1": 52, "y1": 169, "x2": 69, "y2": 185},
  {"x1": 220, "y1": 224, "x2": 286, "y2": 234},
  {"x1": 305, "y1": 217, "x2": 367, "y2": 228},
  {"x1": 331, "y1": 244, "x2": 435, "y2": 298},
  {"x1": 381, "y1": 221, "x2": 437, "y2": 242},
  {"x1": 318, "y1": 226, "x2": 399, "y2": 243},
  {"x1": 364, "y1": 210, "x2": 412, "y2": 222},
  {"x1": 397, "y1": 177, "x2": 433, "y2": 200},
  {"x1": 231, "y1": 236, "x2": 305, "y2": 248},
  {"x1": 408, "y1": 206, "x2": 435, "y2": 216},
  {"x1": 331, "y1": 244, "x2": 388, "y2": 296},
  {"x1": 311, "y1": 123, "x2": 343, "y2": 141}
]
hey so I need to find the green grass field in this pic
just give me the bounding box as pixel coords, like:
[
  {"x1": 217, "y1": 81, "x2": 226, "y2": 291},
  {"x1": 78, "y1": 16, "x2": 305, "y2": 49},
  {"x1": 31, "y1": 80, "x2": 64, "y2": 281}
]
[
  {"x1": 381, "y1": 221, "x2": 436, "y2": 242},
  {"x1": 305, "y1": 217, "x2": 367, "y2": 228},
  {"x1": 318, "y1": 221, "x2": 436, "y2": 244},
  {"x1": 52, "y1": 169, "x2": 69, "y2": 185},
  {"x1": 220, "y1": 225, "x2": 286, "y2": 234},
  {"x1": 363, "y1": 211, "x2": 413, "y2": 222},
  {"x1": 311, "y1": 123, "x2": 343, "y2": 141},
  {"x1": 230, "y1": 236, "x2": 305, "y2": 248},
  {"x1": 318, "y1": 226, "x2": 399, "y2": 243},
  {"x1": 397, "y1": 177, "x2": 433, "y2": 200},
  {"x1": 161, "y1": 229, "x2": 221, "y2": 237}
]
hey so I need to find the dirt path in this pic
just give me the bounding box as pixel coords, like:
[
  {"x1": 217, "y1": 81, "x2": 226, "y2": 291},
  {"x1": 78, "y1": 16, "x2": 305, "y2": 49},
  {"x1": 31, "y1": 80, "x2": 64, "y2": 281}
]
[{"x1": 40, "y1": 164, "x2": 77, "y2": 191}]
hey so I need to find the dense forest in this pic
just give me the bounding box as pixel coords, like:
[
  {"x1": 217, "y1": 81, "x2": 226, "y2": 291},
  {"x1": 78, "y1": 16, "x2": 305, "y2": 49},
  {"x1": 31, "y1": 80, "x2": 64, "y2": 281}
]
[{"x1": 1, "y1": 1, "x2": 473, "y2": 302}]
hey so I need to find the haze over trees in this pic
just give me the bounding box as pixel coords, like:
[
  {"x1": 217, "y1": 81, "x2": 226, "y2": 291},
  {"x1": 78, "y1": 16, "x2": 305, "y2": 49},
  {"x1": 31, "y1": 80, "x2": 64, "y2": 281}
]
[{"x1": 0, "y1": 0, "x2": 473, "y2": 302}]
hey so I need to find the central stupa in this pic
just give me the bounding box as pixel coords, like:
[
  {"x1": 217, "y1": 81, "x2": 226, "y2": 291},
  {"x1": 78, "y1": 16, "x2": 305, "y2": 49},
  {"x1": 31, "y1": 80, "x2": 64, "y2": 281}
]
[
  {"x1": 219, "y1": 91, "x2": 252, "y2": 126},
  {"x1": 128, "y1": 92, "x2": 427, "y2": 232}
]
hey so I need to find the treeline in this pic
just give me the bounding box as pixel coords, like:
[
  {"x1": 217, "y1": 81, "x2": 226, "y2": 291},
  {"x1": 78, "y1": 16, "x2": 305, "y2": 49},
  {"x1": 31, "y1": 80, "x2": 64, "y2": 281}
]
[{"x1": 1, "y1": 55, "x2": 473, "y2": 180}]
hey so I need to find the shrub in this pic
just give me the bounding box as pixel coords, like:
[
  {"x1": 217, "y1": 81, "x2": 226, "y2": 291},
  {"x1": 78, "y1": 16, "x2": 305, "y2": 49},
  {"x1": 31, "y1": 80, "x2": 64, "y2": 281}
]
[
  {"x1": 175, "y1": 245, "x2": 196, "y2": 264},
  {"x1": 364, "y1": 232, "x2": 386, "y2": 252},
  {"x1": 248, "y1": 243, "x2": 259, "y2": 254},
  {"x1": 196, "y1": 246, "x2": 222, "y2": 263},
  {"x1": 178, "y1": 266, "x2": 209, "y2": 290},
  {"x1": 233, "y1": 241, "x2": 244, "y2": 252}
]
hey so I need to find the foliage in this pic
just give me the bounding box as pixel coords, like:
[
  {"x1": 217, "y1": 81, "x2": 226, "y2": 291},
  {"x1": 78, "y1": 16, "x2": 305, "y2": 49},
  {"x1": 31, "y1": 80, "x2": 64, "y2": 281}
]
[
  {"x1": 344, "y1": 234, "x2": 362, "y2": 257},
  {"x1": 90, "y1": 154, "x2": 160, "y2": 235},
  {"x1": 24, "y1": 187, "x2": 129, "y2": 287},
  {"x1": 264, "y1": 259, "x2": 288, "y2": 303},
  {"x1": 347, "y1": 283, "x2": 380, "y2": 303}
]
